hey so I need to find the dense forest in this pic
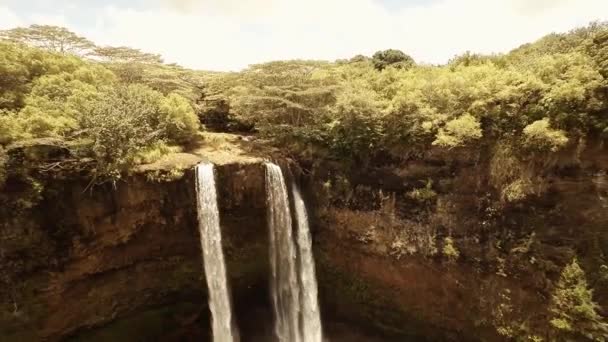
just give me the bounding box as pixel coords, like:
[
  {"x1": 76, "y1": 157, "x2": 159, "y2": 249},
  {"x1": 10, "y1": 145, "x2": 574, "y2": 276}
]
[
  {"x1": 1, "y1": 22, "x2": 608, "y2": 340},
  {"x1": 2, "y1": 24, "x2": 607, "y2": 179}
]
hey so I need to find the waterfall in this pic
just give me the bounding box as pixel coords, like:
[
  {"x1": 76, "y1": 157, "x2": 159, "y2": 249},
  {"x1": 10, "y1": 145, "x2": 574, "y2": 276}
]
[
  {"x1": 195, "y1": 163, "x2": 237, "y2": 342},
  {"x1": 265, "y1": 163, "x2": 302, "y2": 342},
  {"x1": 265, "y1": 163, "x2": 322, "y2": 342},
  {"x1": 292, "y1": 185, "x2": 323, "y2": 342}
]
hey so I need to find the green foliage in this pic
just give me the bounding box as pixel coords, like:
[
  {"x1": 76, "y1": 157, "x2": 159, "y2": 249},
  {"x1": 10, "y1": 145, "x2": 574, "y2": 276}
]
[
  {"x1": 327, "y1": 83, "x2": 387, "y2": 160},
  {"x1": 433, "y1": 114, "x2": 482, "y2": 148},
  {"x1": 206, "y1": 24, "x2": 608, "y2": 163},
  {"x1": 0, "y1": 111, "x2": 26, "y2": 144},
  {"x1": 3, "y1": 22, "x2": 608, "y2": 185},
  {"x1": 17, "y1": 66, "x2": 115, "y2": 139},
  {"x1": 523, "y1": 119, "x2": 569, "y2": 152},
  {"x1": 158, "y1": 93, "x2": 200, "y2": 144},
  {"x1": 549, "y1": 259, "x2": 608, "y2": 340}
]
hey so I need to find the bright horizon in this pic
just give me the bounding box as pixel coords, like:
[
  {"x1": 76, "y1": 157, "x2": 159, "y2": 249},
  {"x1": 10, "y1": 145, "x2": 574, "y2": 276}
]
[{"x1": 1, "y1": 0, "x2": 608, "y2": 71}]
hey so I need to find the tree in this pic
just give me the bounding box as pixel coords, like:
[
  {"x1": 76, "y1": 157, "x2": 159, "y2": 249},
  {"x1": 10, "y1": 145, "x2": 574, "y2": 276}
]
[
  {"x1": 0, "y1": 25, "x2": 94, "y2": 55},
  {"x1": 92, "y1": 46, "x2": 163, "y2": 64},
  {"x1": 349, "y1": 54, "x2": 371, "y2": 63},
  {"x1": 372, "y1": 49, "x2": 415, "y2": 71},
  {"x1": 549, "y1": 259, "x2": 608, "y2": 341},
  {"x1": 92, "y1": 46, "x2": 165, "y2": 84},
  {"x1": 326, "y1": 82, "x2": 387, "y2": 161}
]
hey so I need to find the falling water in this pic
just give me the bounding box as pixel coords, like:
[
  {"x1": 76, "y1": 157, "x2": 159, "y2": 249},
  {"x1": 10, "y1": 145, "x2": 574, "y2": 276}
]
[
  {"x1": 292, "y1": 184, "x2": 323, "y2": 342},
  {"x1": 265, "y1": 163, "x2": 302, "y2": 342},
  {"x1": 195, "y1": 163, "x2": 236, "y2": 342},
  {"x1": 265, "y1": 163, "x2": 322, "y2": 342}
]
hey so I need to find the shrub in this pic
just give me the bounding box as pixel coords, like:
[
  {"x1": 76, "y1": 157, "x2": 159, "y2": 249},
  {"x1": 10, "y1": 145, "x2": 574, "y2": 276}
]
[
  {"x1": 158, "y1": 93, "x2": 200, "y2": 144},
  {"x1": 433, "y1": 113, "x2": 482, "y2": 148},
  {"x1": 443, "y1": 237, "x2": 460, "y2": 262},
  {"x1": 523, "y1": 119, "x2": 569, "y2": 152}
]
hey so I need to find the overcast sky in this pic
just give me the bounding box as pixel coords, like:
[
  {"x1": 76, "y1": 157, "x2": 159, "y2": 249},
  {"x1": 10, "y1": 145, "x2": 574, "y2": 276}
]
[{"x1": 1, "y1": 0, "x2": 607, "y2": 71}]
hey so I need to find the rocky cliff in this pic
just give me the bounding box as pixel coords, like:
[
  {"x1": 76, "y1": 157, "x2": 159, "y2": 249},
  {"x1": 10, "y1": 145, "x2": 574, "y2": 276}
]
[
  {"x1": 0, "y1": 140, "x2": 270, "y2": 341},
  {"x1": 1, "y1": 137, "x2": 607, "y2": 341}
]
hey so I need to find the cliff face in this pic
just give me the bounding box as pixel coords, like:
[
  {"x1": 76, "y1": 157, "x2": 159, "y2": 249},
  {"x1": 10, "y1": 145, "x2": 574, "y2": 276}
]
[
  {"x1": 1, "y1": 139, "x2": 607, "y2": 341},
  {"x1": 0, "y1": 156, "x2": 268, "y2": 341},
  {"x1": 311, "y1": 142, "x2": 608, "y2": 341}
]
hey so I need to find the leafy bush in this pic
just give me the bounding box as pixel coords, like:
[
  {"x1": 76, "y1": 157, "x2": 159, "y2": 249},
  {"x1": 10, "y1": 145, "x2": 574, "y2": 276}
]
[
  {"x1": 158, "y1": 93, "x2": 199, "y2": 144},
  {"x1": 433, "y1": 114, "x2": 482, "y2": 148},
  {"x1": 523, "y1": 119, "x2": 569, "y2": 152}
]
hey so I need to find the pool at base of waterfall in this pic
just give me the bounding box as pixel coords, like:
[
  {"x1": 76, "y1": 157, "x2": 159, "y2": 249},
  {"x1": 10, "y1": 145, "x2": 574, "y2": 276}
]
[{"x1": 67, "y1": 301, "x2": 400, "y2": 342}]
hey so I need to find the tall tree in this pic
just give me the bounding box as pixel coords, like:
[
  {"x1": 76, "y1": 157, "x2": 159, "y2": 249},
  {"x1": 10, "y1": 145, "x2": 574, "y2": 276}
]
[
  {"x1": 549, "y1": 259, "x2": 608, "y2": 340},
  {"x1": 92, "y1": 46, "x2": 163, "y2": 64},
  {"x1": 0, "y1": 25, "x2": 94, "y2": 55},
  {"x1": 372, "y1": 49, "x2": 415, "y2": 71}
]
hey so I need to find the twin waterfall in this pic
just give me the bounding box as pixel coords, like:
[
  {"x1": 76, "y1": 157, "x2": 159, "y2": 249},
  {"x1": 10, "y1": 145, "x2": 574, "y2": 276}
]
[{"x1": 195, "y1": 162, "x2": 322, "y2": 342}]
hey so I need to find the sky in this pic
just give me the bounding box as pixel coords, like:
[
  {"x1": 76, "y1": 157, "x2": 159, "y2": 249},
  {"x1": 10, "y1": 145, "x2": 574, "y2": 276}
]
[{"x1": 1, "y1": 0, "x2": 607, "y2": 71}]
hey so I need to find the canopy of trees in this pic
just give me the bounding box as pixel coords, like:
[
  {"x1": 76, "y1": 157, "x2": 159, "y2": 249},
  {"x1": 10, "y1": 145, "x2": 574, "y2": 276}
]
[
  {"x1": 2, "y1": 22, "x2": 608, "y2": 177},
  {"x1": 0, "y1": 26, "x2": 202, "y2": 182},
  {"x1": 196, "y1": 23, "x2": 608, "y2": 166}
]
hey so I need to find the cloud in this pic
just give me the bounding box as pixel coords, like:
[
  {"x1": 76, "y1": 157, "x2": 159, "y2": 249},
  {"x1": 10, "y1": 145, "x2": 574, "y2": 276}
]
[
  {"x1": 161, "y1": 0, "x2": 280, "y2": 18},
  {"x1": 0, "y1": 6, "x2": 22, "y2": 29},
  {"x1": 510, "y1": 0, "x2": 575, "y2": 15},
  {"x1": 3, "y1": 0, "x2": 608, "y2": 71}
]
